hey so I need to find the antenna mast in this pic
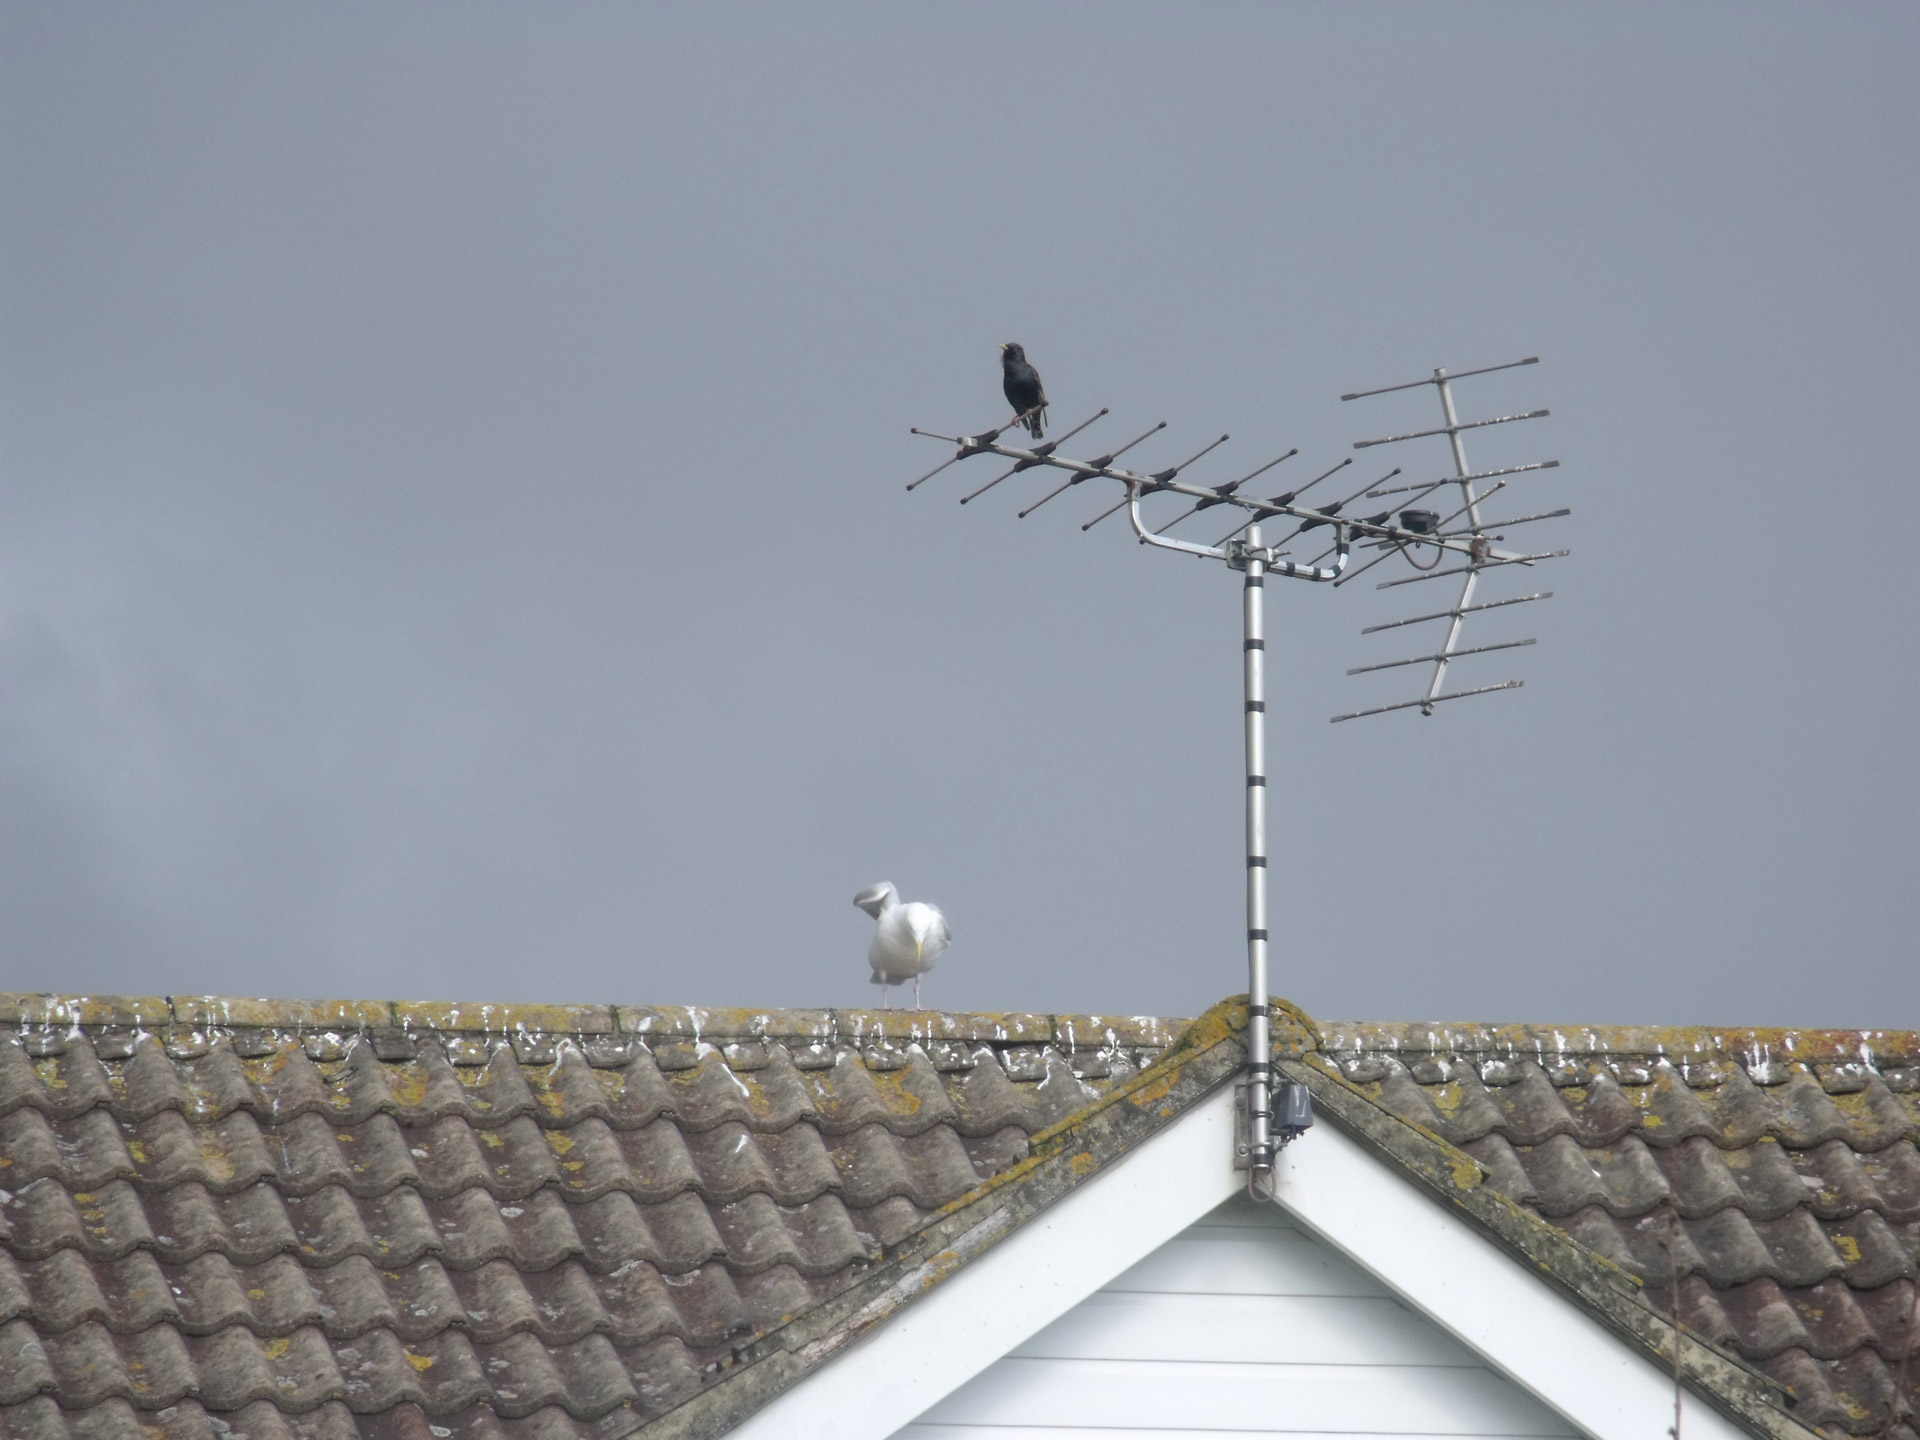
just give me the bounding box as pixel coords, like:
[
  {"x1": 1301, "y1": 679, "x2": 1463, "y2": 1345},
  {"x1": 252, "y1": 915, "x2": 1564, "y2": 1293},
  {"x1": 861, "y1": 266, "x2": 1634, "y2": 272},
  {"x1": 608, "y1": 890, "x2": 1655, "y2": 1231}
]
[{"x1": 906, "y1": 358, "x2": 1567, "y2": 1187}]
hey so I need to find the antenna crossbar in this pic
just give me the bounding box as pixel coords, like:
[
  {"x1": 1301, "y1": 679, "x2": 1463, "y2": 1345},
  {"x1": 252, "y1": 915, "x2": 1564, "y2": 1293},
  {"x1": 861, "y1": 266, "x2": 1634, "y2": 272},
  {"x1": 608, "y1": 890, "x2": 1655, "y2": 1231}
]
[
  {"x1": 1367, "y1": 460, "x2": 1560, "y2": 497},
  {"x1": 1346, "y1": 637, "x2": 1536, "y2": 676},
  {"x1": 1436, "y1": 506, "x2": 1571, "y2": 538},
  {"x1": 1353, "y1": 409, "x2": 1549, "y2": 450},
  {"x1": 1375, "y1": 550, "x2": 1570, "y2": 588},
  {"x1": 1339, "y1": 356, "x2": 1539, "y2": 401},
  {"x1": 1330, "y1": 679, "x2": 1524, "y2": 724},
  {"x1": 915, "y1": 426, "x2": 1486, "y2": 568},
  {"x1": 1361, "y1": 591, "x2": 1553, "y2": 634},
  {"x1": 1335, "y1": 357, "x2": 1568, "y2": 720}
]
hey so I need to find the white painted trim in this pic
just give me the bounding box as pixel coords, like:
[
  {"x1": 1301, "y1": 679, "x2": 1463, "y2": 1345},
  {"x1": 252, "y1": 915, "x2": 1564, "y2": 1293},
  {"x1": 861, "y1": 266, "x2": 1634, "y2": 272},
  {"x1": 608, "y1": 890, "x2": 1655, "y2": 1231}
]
[
  {"x1": 1267, "y1": 1119, "x2": 1753, "y2": 1440},
  {"x1": 729, "y1": 1081, "x2": 1762, "y2": 1440},
  {"x1": 726, "y1": 1083, "x2": 1245, "y2": 1440}
]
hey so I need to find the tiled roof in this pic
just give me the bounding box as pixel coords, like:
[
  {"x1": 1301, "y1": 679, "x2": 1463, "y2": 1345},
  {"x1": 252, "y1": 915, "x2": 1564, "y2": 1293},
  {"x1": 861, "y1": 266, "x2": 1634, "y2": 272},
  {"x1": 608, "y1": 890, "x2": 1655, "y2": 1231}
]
[
  {"x1": 3, "y1": 996, "x2": 1914, "y2": 1440},
  {"x1": 0, "y1": 995, "x2": 1181, "y2": 1440},
  {"x1": 1306, "y1": 1021, "x2": 1920, "y2": 1440}
]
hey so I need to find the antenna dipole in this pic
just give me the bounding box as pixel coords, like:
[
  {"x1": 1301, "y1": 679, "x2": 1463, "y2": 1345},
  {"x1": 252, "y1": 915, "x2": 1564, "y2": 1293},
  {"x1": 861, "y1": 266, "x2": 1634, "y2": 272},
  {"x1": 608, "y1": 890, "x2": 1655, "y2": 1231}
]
[{"x1": 904, "y1": 357, "x2": 1567, "y2": 1187}]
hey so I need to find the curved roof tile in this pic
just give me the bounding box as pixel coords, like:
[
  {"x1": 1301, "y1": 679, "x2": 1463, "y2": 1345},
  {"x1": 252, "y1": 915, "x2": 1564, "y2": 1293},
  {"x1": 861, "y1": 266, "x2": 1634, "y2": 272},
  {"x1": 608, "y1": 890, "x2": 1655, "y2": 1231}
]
[{"x1": 6, "y1": 996, "x2": 1915, "y2": 1440}]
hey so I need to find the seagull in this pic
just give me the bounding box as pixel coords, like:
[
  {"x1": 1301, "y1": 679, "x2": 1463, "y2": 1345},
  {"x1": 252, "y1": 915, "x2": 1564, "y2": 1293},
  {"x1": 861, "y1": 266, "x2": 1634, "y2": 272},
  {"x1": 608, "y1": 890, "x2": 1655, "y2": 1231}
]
[
  {"x1": 853, "y1": 882, "x2": 952, "y2": 1009},
  {"x1": 999, "y1": 343, "x2": 1048, "y2": 439}
]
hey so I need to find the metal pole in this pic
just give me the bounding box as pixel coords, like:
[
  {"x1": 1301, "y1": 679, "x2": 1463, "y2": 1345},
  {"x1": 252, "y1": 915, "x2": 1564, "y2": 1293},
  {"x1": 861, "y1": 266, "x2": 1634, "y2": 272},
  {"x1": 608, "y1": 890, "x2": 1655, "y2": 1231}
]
[
  {"x1": 1425, "y1": 371, "x2": 1483, "y2": 711},
  {"x1": 1243, "y1": 524, "x2": 1274, "y2": 1173}
]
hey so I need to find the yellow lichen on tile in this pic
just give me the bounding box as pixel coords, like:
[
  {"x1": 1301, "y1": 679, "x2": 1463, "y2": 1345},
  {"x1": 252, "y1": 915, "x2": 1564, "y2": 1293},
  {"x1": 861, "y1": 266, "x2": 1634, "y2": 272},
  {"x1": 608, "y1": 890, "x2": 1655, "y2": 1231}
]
[
  {"x1": 1128, "y1": 1071, "x2": 1178, "y2": 1110},
  {"x1": 242, "y1": 1049, "x2": 292, "y2": 1084},
  {"x1": 384, "y1": 1063, "x2": 430, "y2": 1108},
  {"x1": 867, "y1": 1068, "x2": 924, "y2": 1114},
  {"x1": 197, "y1": 1141, "x2": 234, "y2": 1183},
  {"x1": 264, "y1": 1338, "x2": 290, "y2": 1360}
]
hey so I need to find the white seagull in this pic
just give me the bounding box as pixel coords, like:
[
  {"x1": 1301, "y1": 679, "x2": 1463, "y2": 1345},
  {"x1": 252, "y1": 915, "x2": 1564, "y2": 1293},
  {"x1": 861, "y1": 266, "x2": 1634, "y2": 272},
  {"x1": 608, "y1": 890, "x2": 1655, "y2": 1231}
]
[{"x1": 853, "y1": 881, "x2": 952, "y2": 1009}]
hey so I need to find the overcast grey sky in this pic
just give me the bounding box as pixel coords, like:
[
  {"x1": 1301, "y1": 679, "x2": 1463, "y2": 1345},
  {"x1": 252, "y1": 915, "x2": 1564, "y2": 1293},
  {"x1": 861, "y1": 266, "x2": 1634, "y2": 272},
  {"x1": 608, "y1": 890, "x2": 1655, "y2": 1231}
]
[{"x1": 2, "y1": 3, "x2": 1915, "y2": 1027}]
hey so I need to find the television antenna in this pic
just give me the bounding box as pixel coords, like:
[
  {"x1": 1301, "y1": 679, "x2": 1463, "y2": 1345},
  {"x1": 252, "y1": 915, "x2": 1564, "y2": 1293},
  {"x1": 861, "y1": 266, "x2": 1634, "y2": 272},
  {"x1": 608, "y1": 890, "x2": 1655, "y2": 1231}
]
[{"x1": 905, "y1": 358, "x2": 1568, "y2": 1187}]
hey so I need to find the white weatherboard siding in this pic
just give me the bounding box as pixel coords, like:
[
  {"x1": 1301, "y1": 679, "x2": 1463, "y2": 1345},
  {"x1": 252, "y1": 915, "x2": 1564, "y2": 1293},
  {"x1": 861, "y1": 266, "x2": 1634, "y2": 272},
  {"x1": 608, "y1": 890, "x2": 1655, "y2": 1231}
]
[
  {"x1": 728, "y1": 1082, "x2": 1246, "y2": 1440},
  {"x1": 738, "y1": 1080, "x2": 1755, "y2": 1440},
  {"x1": 1267, "y1": 1109, "x2": 1752, "y2": 1440},
  {"x1": 896, "y1": 1197, "x2": 1579, "y2": 1440}
]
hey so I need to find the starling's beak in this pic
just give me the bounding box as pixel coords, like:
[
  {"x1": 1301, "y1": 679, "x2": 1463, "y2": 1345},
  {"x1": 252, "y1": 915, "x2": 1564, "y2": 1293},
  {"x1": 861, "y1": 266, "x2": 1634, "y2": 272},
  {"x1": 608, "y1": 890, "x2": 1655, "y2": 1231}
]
[{"x1": 998, "y1": 343, "x2": 1009, "y2": 352}]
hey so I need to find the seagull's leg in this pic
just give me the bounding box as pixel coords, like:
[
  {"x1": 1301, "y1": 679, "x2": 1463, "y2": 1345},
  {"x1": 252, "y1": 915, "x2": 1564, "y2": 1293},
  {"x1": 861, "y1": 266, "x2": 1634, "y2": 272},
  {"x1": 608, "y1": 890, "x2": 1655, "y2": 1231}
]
[
  {"x1": 880, "y1": 980, "x2": 889, "y2": 1009},
  {"x1": 914, "y1": 975, "x2": 922, "y2": 1008}
]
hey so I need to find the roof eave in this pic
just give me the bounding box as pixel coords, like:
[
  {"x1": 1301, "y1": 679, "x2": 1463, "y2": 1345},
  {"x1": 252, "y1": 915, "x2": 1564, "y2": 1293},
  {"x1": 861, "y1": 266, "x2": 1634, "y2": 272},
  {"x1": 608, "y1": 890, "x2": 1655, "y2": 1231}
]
[
  {"x1": 641, "y1": 1000, "x2": 1262, "y2": 1440},
  {"x1": 1281, "y1": 1052, "x2": 1823, "y2": 1440}
]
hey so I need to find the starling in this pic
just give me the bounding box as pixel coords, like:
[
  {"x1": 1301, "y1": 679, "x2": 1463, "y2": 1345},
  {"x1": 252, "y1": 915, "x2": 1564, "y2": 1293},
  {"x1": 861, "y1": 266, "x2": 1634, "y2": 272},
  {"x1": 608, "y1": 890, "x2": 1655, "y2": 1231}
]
[{"x1": 999, "y1": 343, "x2": 1048, "y2": 439}]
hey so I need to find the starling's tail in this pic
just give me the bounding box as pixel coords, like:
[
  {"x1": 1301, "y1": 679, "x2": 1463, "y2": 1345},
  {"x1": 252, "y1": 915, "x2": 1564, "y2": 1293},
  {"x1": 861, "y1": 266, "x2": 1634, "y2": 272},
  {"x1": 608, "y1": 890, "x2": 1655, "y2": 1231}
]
[{"x1": 1024, "y1": 408, "x2": 1046, "y2": 439}]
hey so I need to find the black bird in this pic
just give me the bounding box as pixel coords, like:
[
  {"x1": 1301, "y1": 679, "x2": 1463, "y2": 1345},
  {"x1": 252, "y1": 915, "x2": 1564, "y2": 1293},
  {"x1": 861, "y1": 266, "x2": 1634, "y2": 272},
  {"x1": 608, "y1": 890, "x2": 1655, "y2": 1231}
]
[{"x1": 999, "y1": 343, "x2": 1048, "y2": 439}]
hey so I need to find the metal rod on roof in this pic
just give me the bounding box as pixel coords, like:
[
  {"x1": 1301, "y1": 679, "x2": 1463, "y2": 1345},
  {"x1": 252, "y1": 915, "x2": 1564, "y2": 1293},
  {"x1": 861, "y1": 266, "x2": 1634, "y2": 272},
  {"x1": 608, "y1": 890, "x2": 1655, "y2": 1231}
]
[
  {"x1": 1436, "y1": 506, "x2": 1571, "y2": 539},
  {"x1": 1330, "y1": 679, "x2": 1523, "y2": 724},
  {"x1": 1242, "y1": 523, "x2": 1274, "y2": 1177},
  {"x1": 955, "y1": 410, "x2": 1109, "y2": 504},
  {"x1": 1263, "y1": 468, "x2": 1400, "y2": 551},
  {"x1": 1361, "y1": 592, "x2": 1553, "y2": 634},
  {"x1": 958, "y1": 408, "x2": 1111, "y2": 504},
  {"x1": 1367, "y1": 460, "x2": 1560, "y2": 497},
  {"x1": 1374, "y1": 549, "x2": 1570, "y2": 589},
  {"x1": 1212, "y1": 458, "x2": 1353, "y2": 546},
  {"x1": 1340, "y1": 356, "x2": 1538, "y2": 402},
  {"x1": 1421, "y1": 370, "x2": 1485, "y2": 712},
  {"x1": 905, "y1": 352, "x2": 1566, "y2": 1176},
  {"x1": 1352, "y1": 408, "x2": 1549, "y2": 450},
  {"x1": 1144, "y1": 441, "x2": 1285, "y2": 535},
  {"x1": 1017, "y1": 421, "x2": 1167, "y2": 519},
  {"x1": 1346, "y1": 637, "x2": 1536, "y2": 675}
]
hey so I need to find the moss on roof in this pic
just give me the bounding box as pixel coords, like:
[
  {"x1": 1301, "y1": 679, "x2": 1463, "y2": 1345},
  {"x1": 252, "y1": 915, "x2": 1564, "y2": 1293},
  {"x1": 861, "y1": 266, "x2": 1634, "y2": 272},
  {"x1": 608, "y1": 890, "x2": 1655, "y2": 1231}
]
[{"x1": 2, "y1": 991, "x2": 1911, "y2": 1440}]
